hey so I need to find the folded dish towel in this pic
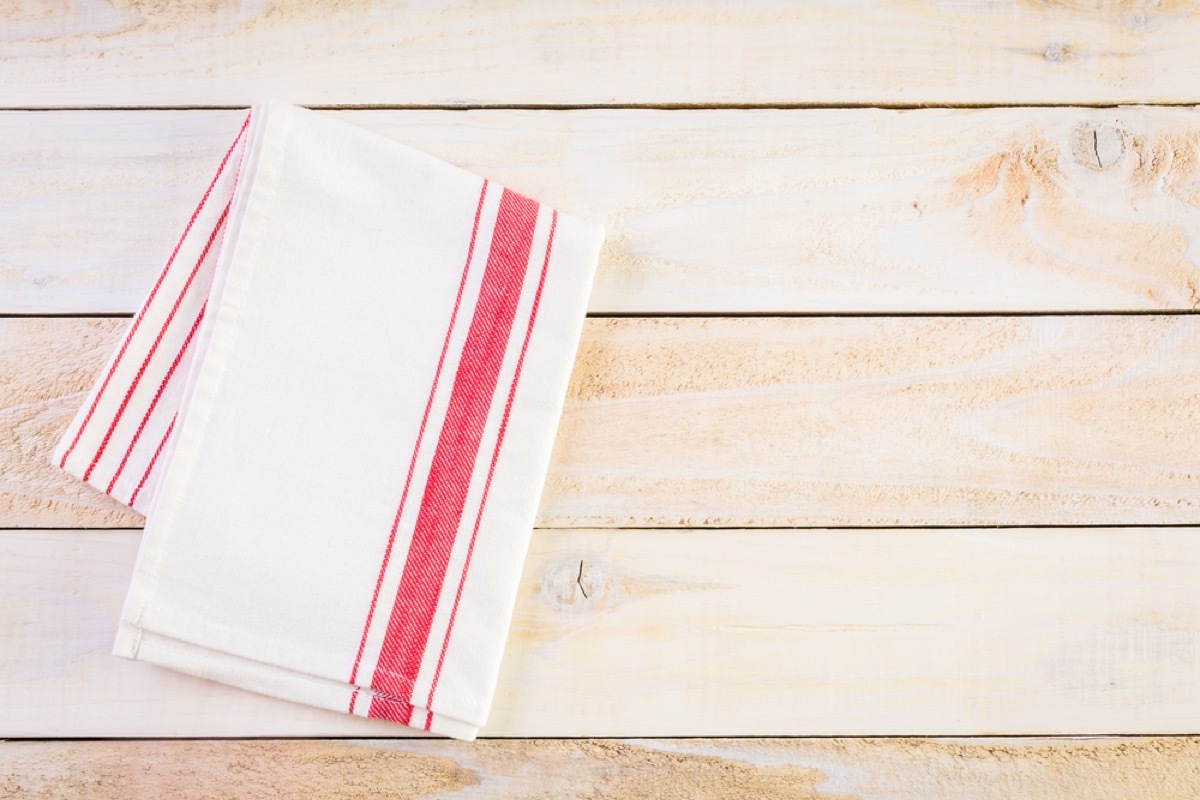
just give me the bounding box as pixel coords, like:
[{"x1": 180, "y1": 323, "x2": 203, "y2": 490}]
[{"x1": 52, "y1": 100, "x2": 604, "y2": 740}]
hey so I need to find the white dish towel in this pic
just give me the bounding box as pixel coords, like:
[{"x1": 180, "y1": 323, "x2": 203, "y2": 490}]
[{"x1": 52, "y1": 100, "x2": 604, "y2": 740}]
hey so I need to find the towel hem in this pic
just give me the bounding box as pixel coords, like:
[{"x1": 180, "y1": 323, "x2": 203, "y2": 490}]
[{"x1": 113, "y1": 622, "x2": 482, "y2": 740}]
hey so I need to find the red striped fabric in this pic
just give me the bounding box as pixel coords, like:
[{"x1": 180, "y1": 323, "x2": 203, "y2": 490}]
[
  {"x1": 81, "y1": 201, "x2": 231, "y2": 483},
  {"x1": 105, "y1": 300, "x2": 208, "y2": 495},
  {"x1": 345, "y1": 178, "x2": 490, "y2": 716},
  {"x1": 422, "y1": 210, "x2": 559, "y2": 728},
  {"x1": 53, "y1": 101, "x2": 602, "y2": 739},
  {"x1": 58, "y1": 115, "x2": 249, "y2": 471},
  {"x1": 367, "y1": 188, "x2": 541, "y2": 722},
  {"x1": 128, "y1": 414, "x2": 176, "y2": 508}
]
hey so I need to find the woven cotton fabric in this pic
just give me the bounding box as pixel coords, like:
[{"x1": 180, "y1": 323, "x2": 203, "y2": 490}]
[{"x1": 52, "y1": 100, "x2": 604, "y2": 740}]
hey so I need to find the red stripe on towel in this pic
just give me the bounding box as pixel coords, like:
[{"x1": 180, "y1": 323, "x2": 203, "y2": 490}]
[
  {"x1": 128, "y1": 414, "x2": 176, "y2": 508},
  {"x1": 346, "y1": 179, "x2": 490, "y2": 712},
  {"x1": 365, "y1": 693, "x2": 416, "y2": 726},
  {"x1": 58, "y1": 114, "x2": 249, "y2": 469},
  {"x1": 368, "y1": 188, "x2": 540, "y2": 718},
  {"x1": 424, "y1": 211, "x2": 558, "y2": 722},
  {"x1": 82, "y1": 201, "x2": 232, "y2": 483},
  {"x1": 105, "y1": 300, "x2": 208, "y2": 495}
]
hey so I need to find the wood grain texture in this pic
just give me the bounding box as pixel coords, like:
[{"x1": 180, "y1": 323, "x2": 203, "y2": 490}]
[
  {"x1": 5, "y1": 107, "x2": 1200, "y2": 314},
  {"x1": 0, "y1": 319, "x2": 135, "y2": 526},
  {"x1": 4, "y1": 737, "x2": 1199, "y2": 800},
  {"x1": 5, "y1": 527, "x2": 1200, "y2": 736},
  {"x1": 5, "y1": 316, "x2": 1200, "y2": 529},
  {"x1": 3, "y1": 2, "x2": 1200, "y2": 106}
]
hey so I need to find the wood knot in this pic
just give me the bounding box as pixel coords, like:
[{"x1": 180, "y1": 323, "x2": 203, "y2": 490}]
[
  {"x1": 1125, "y1": 8, "x2": 1148, "y2": 30},
  {"x1": 1042, "y1": 42, "x2": 1072, "y2": 62},
  {"x1": 540, "y1": 558, "x2": 607, "y2": 612},
  {"x1": 1069, "y1": 120, "x2": 1127, "y2": 171}
]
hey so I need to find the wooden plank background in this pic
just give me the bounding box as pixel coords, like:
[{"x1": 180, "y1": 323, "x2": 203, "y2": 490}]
[
  {"x1": 4, "y1": 107, "x2": 1200, "y2": 315},
  {"x1": 4, "y1": 1, "x2": 1200, "y2": 797},
  {"x1": 2, "y1": 1, "x2": 1200, "y2": 106},
  {"x1": 6, "y1": 527, "x2": 1200, "y2": 737},
  {"x1": 5, "y1": 316, "x2": 1200, "y2": 529},
  {"x1": 4, "y1": 738, "x2": 1198, "y2": 800}
]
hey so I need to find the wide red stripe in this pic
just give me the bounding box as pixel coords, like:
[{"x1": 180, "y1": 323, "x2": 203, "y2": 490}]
[
  {"x1": 346, "y1": 179, "x2": 489, "y2": 714},
  {"x1": 368, "y1": 188, "x2": 540, "y2": 713},
  {"x1": 423, "y1": 211, "x2": 558, "y2": 721},
  {"x1": 105, "y1": 300, "x2": 208, "y2": 495},
  {"x1": 58, "y1": 113, "x2": 249, "y2": 469},
  {"x1": 365, "y1": 692, "x2": 417, "y2": 726},
  {"x1": 82, "y1": 202, "x2": 231, "y2": 483}
]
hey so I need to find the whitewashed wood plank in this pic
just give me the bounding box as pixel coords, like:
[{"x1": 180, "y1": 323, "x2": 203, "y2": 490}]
[
  {"x1": 0, "y1": 319, "x2": 139, "y2": 528},
  {"x1": 4, "y1": 316, "x2": 1200, "y2": 529},
  {"x1": 3, "y1": 737, "x2": 1197, "y2": 799},
  {"x1": 3, "y1": 107, "x2": 1200, "y2": 314},
  {"x1": 4, "y1": 527, "x2": 1200, "y2": 737},
  {"x1": 2, "y1": 2, "x2": 1200, "y2": 106}
]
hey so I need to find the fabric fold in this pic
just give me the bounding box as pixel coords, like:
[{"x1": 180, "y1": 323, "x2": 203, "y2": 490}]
[{"x1": 52, "y1": 100, "x2": 604, "y2": 739}]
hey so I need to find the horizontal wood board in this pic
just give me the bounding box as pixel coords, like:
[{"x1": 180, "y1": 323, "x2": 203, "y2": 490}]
[
  {"x1": 4, "y1": 737, "x2": 1200, "y2": 799},
  {"x1": 4, "y1": 107, "x2": 1200, "y2": 314},
  {"x1": 4, "y1": 316, "x2": 1199, "y2": 529},
  {"x1": 4, "y1": 527, "x2": 1200, "y2": 736},
  {"x1": 3, "y1": 2, "x2": 1200, "y2": 106}
]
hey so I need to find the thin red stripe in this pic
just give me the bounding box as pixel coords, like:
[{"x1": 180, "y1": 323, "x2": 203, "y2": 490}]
[
  {"x1": 58, "y1": 113, "x2": 249, "y2": 469},
  {"x1": 128, "y1": 414, "x2": 175, "y2": 508},
  {"x1": 345, "y1": 180, "x2": 489, "y2": 712},
  {"x1": 81, "y1": 201, "x2": 231, "y2": 483},
  {"x1": 424, "y1": 211, "x2": 557, "y2": 715},
  {"x1": 105, "y1": 300, "x2": 208, "y2": 495},
  {"x1": 368, "y1": 189, "x2": 540, "y2": 716}
]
